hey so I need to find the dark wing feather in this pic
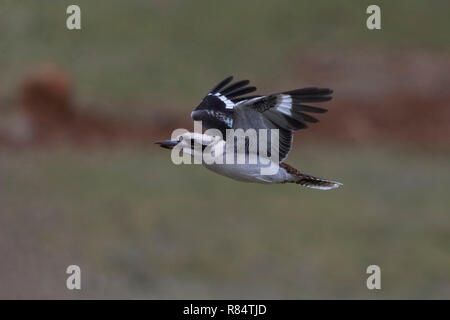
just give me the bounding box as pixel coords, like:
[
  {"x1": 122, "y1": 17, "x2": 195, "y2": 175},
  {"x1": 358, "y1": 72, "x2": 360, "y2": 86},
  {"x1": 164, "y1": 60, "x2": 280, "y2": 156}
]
[
  {"x1": 226, "y1": 86, "x2": 257, "y2": 98},
  {"x1": 191, "y1": 77, "x2": 259, "y2": 136},
  {"x1": 220, "y1": 80, "x2": 250, "y2": 95},
  {"x1": 210, "y1": 76, "x2": 233, "y2": 94}
]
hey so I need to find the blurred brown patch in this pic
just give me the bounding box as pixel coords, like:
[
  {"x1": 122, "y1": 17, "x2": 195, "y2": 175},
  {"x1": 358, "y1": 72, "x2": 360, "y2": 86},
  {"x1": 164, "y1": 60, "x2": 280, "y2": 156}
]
[{"x1": 3, "y1": 65, "x2": 161, "y2": 148}]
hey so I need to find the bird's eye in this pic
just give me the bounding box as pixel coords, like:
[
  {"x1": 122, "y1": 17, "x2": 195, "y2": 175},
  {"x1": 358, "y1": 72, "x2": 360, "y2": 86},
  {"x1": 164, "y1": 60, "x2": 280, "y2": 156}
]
[{"x1": 179, "y1": 136, "x2": 183, "y2": 141}]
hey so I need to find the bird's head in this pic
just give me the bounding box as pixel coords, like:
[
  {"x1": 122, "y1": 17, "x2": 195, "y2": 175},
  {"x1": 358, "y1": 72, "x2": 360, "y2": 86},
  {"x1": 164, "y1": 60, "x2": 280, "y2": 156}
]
[{"x1": 155, "y1": 132, "x2": 218, "y2": 150}]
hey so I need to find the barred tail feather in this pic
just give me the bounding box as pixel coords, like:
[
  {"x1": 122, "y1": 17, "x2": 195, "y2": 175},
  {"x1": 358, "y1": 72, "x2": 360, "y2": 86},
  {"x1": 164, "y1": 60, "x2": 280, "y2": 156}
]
[
  {"x1": 280, "y1": 162, "x2": 342, "y2": 190},
  {"x1": 294, "y1": 173, "x2": 342, "y2": 190}
]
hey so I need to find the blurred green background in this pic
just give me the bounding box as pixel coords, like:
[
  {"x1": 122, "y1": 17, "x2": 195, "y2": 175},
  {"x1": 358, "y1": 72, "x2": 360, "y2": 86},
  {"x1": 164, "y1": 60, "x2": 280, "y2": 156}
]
[{"x1": 1, "y1": 0, "x2": 450, "y2": 299}]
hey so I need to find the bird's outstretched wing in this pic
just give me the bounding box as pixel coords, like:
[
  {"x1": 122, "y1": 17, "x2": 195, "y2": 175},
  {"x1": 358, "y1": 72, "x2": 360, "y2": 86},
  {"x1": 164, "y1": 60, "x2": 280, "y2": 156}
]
[
  {"x1": 232, "y1": 87, "x2": 332, "y2": 162},
  {"x1": 191, "y1": 76, "x2": 259, "y2": 136}
]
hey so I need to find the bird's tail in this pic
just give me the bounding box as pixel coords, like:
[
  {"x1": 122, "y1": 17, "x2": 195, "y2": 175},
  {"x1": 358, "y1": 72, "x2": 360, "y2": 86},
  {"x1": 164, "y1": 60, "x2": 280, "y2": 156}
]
[
  {"x1": 292, "y1": 172, "x2": 342, "y2": 190},
  {"x1": 280, "y1": 163, "x2": 342, "y2": 190}
]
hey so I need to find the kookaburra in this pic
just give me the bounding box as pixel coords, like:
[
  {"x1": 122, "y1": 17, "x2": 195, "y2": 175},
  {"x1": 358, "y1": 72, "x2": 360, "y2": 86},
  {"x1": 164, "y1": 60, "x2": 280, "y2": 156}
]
[{"x1": 157, "y1": 77, "x2": 342, "y2": 190}]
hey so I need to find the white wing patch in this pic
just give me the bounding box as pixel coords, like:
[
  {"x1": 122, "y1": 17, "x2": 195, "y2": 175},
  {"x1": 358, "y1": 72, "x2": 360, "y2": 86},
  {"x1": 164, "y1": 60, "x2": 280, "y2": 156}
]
[
  {"x1": 276, "y1": 94, "x2": 293, "y2": 117},
  {"x1": 209, "y1": 92, "x2": 235, "y2": 109}
]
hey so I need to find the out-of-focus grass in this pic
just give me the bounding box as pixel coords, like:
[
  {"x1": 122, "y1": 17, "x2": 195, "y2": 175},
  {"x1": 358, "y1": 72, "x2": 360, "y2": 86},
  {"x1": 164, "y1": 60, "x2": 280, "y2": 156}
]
[
  {"x1": 1, "y1": 145, "x2": 450, "y2": 299},
  {"x1": 1, "y1": 0, "x2": 449, "y2": 115}
]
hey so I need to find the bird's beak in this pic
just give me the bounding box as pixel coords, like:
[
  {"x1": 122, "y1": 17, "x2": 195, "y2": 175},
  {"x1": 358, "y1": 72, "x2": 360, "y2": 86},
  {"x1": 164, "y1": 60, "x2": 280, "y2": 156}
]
[{"x1": 155, "y1": 139, "x2": 179, "y2": 150}]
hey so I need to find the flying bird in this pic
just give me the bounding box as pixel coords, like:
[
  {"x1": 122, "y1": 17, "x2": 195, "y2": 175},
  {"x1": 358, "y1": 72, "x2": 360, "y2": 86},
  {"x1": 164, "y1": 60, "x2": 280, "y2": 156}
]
[{"x1": 157, "y1": 76, "x2": 342, "y2": 190}]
